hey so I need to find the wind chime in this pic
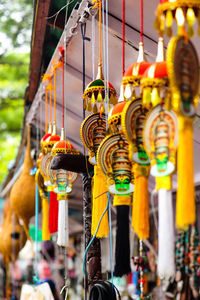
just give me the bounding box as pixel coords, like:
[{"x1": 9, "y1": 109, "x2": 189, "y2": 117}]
[
  {"x1": 96, "y1": 0, "x2": 137, "y2": 278},
  {"x1": 81, "y1": 0, "x2": 117, "y2": 239}
]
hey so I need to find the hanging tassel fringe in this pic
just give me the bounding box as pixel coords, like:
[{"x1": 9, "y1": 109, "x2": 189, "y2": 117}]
[
  {"x1": 132, "y1": 165, "x2": 149, "y2": 239},
  {"x1": 91, "y1": 165, "x2": 109, "y2": 238},
  {"x1": 42, "y1": 197, "x2": 50, "y2": 241},
  {"x1": 157, "y1": 186, "x2": 175, "y2": 283},
  {"x1": 176, "y1": 117, "x2": 196, "y2": 229},
  {"x1": 48, "y1": 190, "x2": 58, "y2": 234},
  {"x1": 114, "y1": 205, "x2": 131, "y2": 277},
  {"x1": 57, "y1": 196, "x2": 69, "y2": 247}
]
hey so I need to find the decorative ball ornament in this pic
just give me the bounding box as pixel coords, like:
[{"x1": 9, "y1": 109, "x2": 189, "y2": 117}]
[
  {"x1": 83, "y1": 64, "x2": 117, "y2": 113},
  {"x1": 97, "y1": 133, "x2": 134, "y2": 195},
  {"x1": 50, "y1": 128, "x2": 79, "y2": 194},
  {"x1": 143, "y1": 105, "x2": 178, "y2": 177},
  {"x1": 80, "y1": 113, "x2": 106, "y2": 165},
  {"x1": 121, "y1": 42, "x2": 151, "y2": 101},
  {"x1": 141, "y1": 37, "x2": 169, "y2": 109},
  {"x1": 154, "y1": 0, "x2": 200, "y2": 38},
  {"x1": 167, "y1": 35, "x2": 199, "y2": 117},
  {"x1": 121, "y1": 98, "x2": 150, "y2": 165}
]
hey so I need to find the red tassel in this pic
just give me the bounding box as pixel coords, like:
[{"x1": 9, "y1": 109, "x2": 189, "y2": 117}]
[{"x1": 48, "y1": 191, "x2": 58, "y2": 233}]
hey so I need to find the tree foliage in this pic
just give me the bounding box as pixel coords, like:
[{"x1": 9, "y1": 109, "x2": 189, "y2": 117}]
[{"x1": 0, "y1": 0, "x2": 32, "y2": 187}]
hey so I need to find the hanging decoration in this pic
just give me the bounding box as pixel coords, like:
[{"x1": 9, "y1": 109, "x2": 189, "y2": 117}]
[
  {"x1": 80, "y1": 0, "x2": 117, "y2": 239},
  {"x1": 144, "y1": 104, "x2": 178, "y2": 284},
  {"x1": 154, "y1": 0, "x2": 200, "y2": 38},
  {"x1": 82, "y1": 0, "x2": 117, "y2": 113},
  {"x1": 50, "y1": 47, "x2": 79, "y2": 246},
  {"x1": 10, "y1": 125, "x2": 38, "y2": 238},
  {"x1": 97, "y1": 101, "x2": 133, "y2": 276},
  {"x1": 167, "y1": 35, "x2": 199, "y2": 229}
]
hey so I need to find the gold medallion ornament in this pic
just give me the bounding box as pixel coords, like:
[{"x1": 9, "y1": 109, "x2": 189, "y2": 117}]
[
  {"x1": 80, "y1": 113, "x2": 106, "y2": 165},
  {"x1": 121, "y1": 98, "x2": 149, "y2": 165},
  {"x1": 97, "y1": 133, "x2": 134, "y2": 195},
  {"x1": 143, "y1": 105, "x2": 178, "y2": 178},
  {"x1": 155, "y1": 0, "x2": 200, "y2": 38},
  {"x1": 167, "y1": 35, "x2": 199, "y2": 117}
]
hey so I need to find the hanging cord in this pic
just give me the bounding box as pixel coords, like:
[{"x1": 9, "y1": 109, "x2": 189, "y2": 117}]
[
  {"x1": 11, "y1": 213, "x2": 16, "y2": 299},
  {"x1": 108, "y1": 193, "x2": 114, "y2": 284},
  {"x1": 49, "y1": 81, "x2": 52, "y2": 125},
  {"x1": 99, "y1": 0, "x2": 102, "y2": 65},
  {"x1": 81, "y1": 23, "x2": 90, "y2": 119},
  {"x1": 140, "y1": 0, "x2": 143, "y2": 43},
  {"x1": 53, "y1": 68, "x2": 56, "y2": 124},
  {"x1": 45, "y1": 87, "x2": 48, "y2": 134},
  {"x1": 122, "y1": 0, "x2": 125, "y2": 76},
  {"x1": 92, "y1": 14, "x2": 96, "y2": 80},
  {"x1": 81, "y1": 23, "x2": 91, "y2": 180},
  {"x1": 83, "y1": 196, "x2": 109, "y2": 276},
  {"x1": 33, "y1": 184, "x2": 40, "y2": 284}
]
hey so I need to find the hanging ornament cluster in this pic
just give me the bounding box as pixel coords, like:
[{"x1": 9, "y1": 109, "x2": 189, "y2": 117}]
[{"x1": 154, "y1": 0, "x2": 200, "y2": 38}]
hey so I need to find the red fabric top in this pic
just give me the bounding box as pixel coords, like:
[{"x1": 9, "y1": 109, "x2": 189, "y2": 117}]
[
  {"x1": 124, "y1": 61, "x2": 151, "y2": 77},
  {"x1": 41, "y1": 133, "x2": 51, "y2": 142},
  {"x1": 46, "y1": 135, "x2": 60, "y2": 142},
  {"x1": 53, "y1": 140, "x2": 74, "y2": 150},
  {"x1": 111, "y1": 101, "x2": 126, "y2": 115},
  {"x1": 143, "y1": 61, "x2": 167, "y2": 79}
]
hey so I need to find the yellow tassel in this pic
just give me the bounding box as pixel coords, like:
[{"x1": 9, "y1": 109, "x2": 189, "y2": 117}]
[
  {"x1": 187, "y1": 8, "x2": 196, "y2": 26},
  {"x1": 97, "y1": 91, "x2": 103, "y2": 103},
  {"x1": 166, "y1": 10, "x2": 173, "y2": 37},
  {"x1": 151, "y1": 88, "x2": 161, "y2": 107},
  {"x1": 176, "y1": 117, "x2": 196, "y2": 229},
  {"x1": 113, "y1": 195, "x2": 131, "y2": 206},
  {"x1": 142, "y1": 87, "x2": 152, "y2": 108},
  {"x1": 93, "y1": 103, "x2": 98, "y2": 113},
  {"x1": 187, "y1": 25, "x2": 194, "y2": 38},
  {"x1": 166, "y1": 26, "x2": 172, "y2": 37},
  {"x1": 132, "y1": 165, "x2": 149, "y2": 239},
  {"x1": 87, "y1": 100, "x2": 92, "y2": 112},
  {"x1": 42, "y1": 196, "x2": 51, "y2": 240},
  {"x1": 91, "y1": 165, "x2": 109, "y2": 238},
  {"x1": 91, "y1": 93, "x2": 96, "y2": 104},
  {"x1": 166, "y1": 10, "x2": 173, "y2": 28}
]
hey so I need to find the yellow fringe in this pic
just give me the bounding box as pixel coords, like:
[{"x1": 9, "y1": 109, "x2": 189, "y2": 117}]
[
  {"x1": 91, "y1": 165, "x2": 109, "y2": 238},
  {"x1": 176, "y1": 117, "x2": 196, "y2": 229},
  {"x1": 132, "y1": 165, "x2": 149, "y2": 239},
  {"x1": 113, "y1": 195, "x2": 131, "y2": 206},
  {"x1": 42, "y1": 197, "x2": 51, "y2": 240}
]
